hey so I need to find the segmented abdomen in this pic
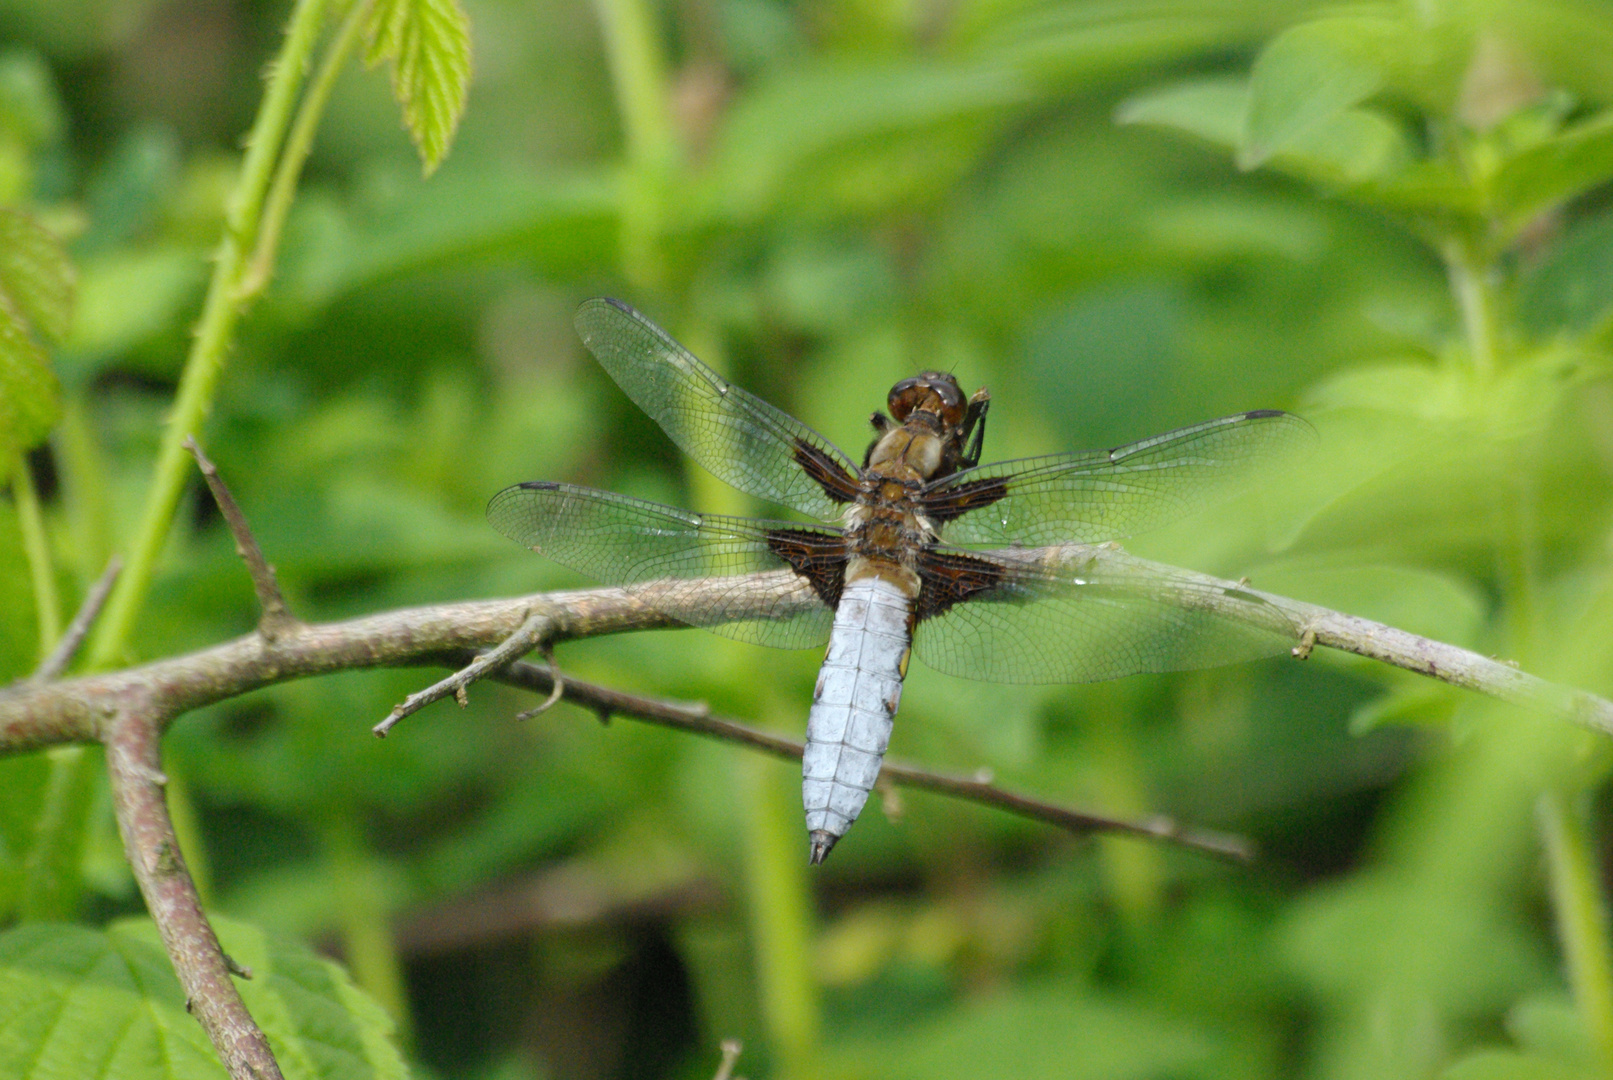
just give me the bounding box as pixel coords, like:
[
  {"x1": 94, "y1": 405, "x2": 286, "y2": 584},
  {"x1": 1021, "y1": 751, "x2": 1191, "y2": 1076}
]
[{"x1": 802, "y1": 576, "x2": 911, "y2": 863}]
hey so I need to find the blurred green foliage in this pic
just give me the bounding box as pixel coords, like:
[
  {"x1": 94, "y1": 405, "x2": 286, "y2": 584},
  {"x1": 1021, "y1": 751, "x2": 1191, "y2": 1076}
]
[{"x1": 4, "y1": 0, "x2": 1613, "y2": 1077}]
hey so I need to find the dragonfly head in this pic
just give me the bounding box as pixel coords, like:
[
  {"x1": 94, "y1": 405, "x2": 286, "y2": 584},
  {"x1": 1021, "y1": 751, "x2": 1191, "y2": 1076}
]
[{"x1": 888, "y1": 372, "x2": 967, "y2": 428}]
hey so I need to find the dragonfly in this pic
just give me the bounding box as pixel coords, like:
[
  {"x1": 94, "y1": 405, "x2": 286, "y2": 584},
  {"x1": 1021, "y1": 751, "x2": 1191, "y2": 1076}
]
[{"x1": 488, "y1": 299, "x2": 1312, "y2": 864}]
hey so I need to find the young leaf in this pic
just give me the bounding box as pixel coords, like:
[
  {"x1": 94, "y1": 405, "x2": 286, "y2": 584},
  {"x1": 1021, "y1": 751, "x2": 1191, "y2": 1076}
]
[
  {"x1": 364, "y1": 0, "x2": 472, "y2": 175},
  {"x1": 1115, "y1": 76, "x2": 1246, "y2": 149},
  {"x1": 1492, "y1": 107, "x2": 1613, "y2": 227},
  {"x1": 1240, "y1": 14, "x2": 1403, "y2": 170},
  {"x1": 0, "y1": 207, "x2": 71, "y2": 343},
  {"x1": 0, "y1": 207, "x2": 68, "y2": 462},
  {"x1": 1120, "y1": 76, "x2": 1411, "y2": 188},
  {"x1": 0, "y1": 916, "x2": 408, "y2": 1080}
]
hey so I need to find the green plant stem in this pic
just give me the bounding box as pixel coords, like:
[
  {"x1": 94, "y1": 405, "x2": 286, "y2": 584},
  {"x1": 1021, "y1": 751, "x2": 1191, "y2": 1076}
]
[
  {"x1": 589, "y1": 0, "x2": 673, "y2": 289},
  {"x1": 1538, "y1": 788, "x2": 1613, "y2": 1070},
  {"x1": 241, "y1": 0, "x2": 372, "y2": 299},
  {"x1": 1089, "y1": 701, "x2": 1162, "y2": 926},
  {"x1": 737, "y1": 741, "x2": 820, "y2": 1079},
  {"x1": 11, "y1": 452, "x2": 60, "y2": 657},
  {"x1": 85, "y1": 0, "x2": 333, "y2": 670},
  {"x1": 323, "y1": 813, "x2": 413, "y2": 1047},
  {"x1": 590, "y1": 0, "x2": 672, "y2": 174},
  {"x1": 1443, "y1": 236, "x2": 1501, "y2": 379}
]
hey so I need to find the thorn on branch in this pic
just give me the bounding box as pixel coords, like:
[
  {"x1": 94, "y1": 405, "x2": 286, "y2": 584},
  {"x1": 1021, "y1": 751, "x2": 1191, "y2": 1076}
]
[
  {"x1": 184, "y1": 437, "x2": 301, "y2": 641},
  {"x1": 30, "y1": 556, "x2": 122, "y2": 683},
  {"x1": 224, "y1": 954, "x2": 253, "y2": 979}
]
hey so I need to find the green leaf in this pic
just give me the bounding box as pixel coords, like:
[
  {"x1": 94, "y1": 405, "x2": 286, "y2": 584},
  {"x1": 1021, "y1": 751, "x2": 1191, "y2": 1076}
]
[
  {"x1": 276, "y1": 170, "x2": 615, "y2": 309},
  {"x1": 1493, "y1": 108, "x2": 1613, "y2": 228},
  {"x1": 702, "y1": 60, "x2": 1030, "y2": 221},
  {"x1": 1240, "y1": 14, "x2": 1402, "y2": 169},
  {"x1": 1116, "y1": 76, "x2": 1246, "y2": 148},
  {"x1": 364, "y1": 0, "x2": 472, "y2": 175},
  {"x1": 0, "y1": 205, "x2": 71, "y2": 342},
  {"x1": 0, "y1": 206, "x2": 67, "y2": 461},
  {"x1": 1441, "y1": 1050, "x2": 1602, "y2": 1080},
  {"x1": 832, "y1": 983, "x2": 1216, "y2": 1079},
  {"x1": 1518, "y1": 205, "x2": 1613, "y2": 338},
  {"x1": 1120, "y1": 76, "x2": 1411, "y2": 188},
  {"x1": 0, "y1": 916, "x2": 407, "y2": 1080},
  {"x1": 0, "y1": 313, "x2": 55, "y2": 462}
]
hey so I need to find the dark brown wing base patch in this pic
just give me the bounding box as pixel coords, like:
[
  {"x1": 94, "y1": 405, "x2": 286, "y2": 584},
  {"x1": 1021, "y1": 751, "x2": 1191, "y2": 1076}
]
[
  {"x1": 766, "y1": 528, "x2": 849, "y2": 610},
  {"x1": 915, "y1": 548, "x2": 1013, "y2": 622},
  {"x1": 793, "y1": 438, "x2": 860, "y2": 505},
  {"x1": 921, "y1": 476, "x2": 1009, "y2": 526}
]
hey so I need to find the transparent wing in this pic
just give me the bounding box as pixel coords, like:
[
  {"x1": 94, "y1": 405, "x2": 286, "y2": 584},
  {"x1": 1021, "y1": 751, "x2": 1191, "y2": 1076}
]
[
  {"x1": 926, "y1": 410, "x2": 1315, "y2": 547},
  {"x1": 487, "y1": 482, "x2": 840, "y2": 649},
  {"x1": 575, "y1": 298, "x2": 860, "y2": 520},
  {"x1": 913, "y1": 546, "x2": 1294, "y2": 684}
]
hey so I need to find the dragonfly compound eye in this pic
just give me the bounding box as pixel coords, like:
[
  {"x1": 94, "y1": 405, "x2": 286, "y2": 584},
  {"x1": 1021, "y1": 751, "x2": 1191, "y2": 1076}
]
[{"x1": 888, "y1": 373, "x2": 965, "y2": 424}]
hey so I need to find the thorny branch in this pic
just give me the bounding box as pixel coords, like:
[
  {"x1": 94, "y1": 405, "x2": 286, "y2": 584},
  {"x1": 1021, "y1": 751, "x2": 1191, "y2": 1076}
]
[
  {"x1": 104, "y1": 706, "x2": 283, "y2": 1080},
  {"x1": 7, "y1": 530, "x2": 1613, "y2": 1078}
]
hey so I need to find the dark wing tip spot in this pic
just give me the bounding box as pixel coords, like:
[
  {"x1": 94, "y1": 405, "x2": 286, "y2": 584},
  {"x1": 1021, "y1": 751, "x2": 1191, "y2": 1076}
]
[
  {"x1": 519, "y1": 480, "x2": 561, "y2": 491},
  {"x1": 1243, "y1": 408, "x2": 1286, "y2": 419}
]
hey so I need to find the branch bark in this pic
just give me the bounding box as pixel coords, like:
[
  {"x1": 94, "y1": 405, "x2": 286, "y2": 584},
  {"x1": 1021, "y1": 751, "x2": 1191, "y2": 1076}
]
[
  {"x1": 105, "y1": 707, "x2": 282, "y2": 1080},
  {"x1": 5, "y1": 541, "x2": 1610, "y2": 750},
  {"x1": 7, "y1": 540, "x2": 1613, "y2": 1079}
]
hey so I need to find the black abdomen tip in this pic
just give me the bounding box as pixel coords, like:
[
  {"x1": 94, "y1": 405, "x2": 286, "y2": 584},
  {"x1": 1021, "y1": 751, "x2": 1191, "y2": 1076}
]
[{"x1": 808, "y1": 830, "x2": 839, "y2": 865}]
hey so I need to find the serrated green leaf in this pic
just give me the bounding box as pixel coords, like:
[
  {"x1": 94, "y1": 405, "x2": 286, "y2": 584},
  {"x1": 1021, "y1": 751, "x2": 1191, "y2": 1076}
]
[
  {"x1": 0, "y1": 304, "x2": 58, "y2": 463},
  {"x1": 1241, "y1": 14, "x2": 1402, "y2": 169},
  {"x1": 0, "y1": 206, "x2": 67, "y2": 460},
  {"x1": 0, "y1": 917, "x2": 408, "y2": 1080},
  {"x1": 364, "y1": 0, "x2": 472, "y2": 175},
  {"x1": 0, "y1": 205, "x2": 72, "y2": 342}
]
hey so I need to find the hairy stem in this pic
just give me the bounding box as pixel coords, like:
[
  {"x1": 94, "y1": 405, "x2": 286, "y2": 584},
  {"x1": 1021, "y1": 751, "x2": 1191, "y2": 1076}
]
[
  {"x1": 241, "y1": 0, "x2": 372, "y2": 299},
  {"x1": 86, "y1": 0, "x2": 333, "y2": 669}
]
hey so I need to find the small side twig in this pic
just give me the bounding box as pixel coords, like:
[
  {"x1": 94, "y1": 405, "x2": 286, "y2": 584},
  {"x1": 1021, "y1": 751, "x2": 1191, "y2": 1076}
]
[
  {"x1": 184, "y1": 437, "x2": 301, "y2": 641},
  {"x1": 375, "y1": 608, "x2": 552, "y2": 736},
  {"x1": 514, "y1": 645, "x2": 565, "y2": 721},
  {"x1": 492, "y1": 658, "x2": 1254, "y2": 861},
  {"x1": 30, "y1": 557, "x2": 122, "y2": 683},
  {"x1": 104, "y1": 706, "x2": 281, "y2": 1080}
]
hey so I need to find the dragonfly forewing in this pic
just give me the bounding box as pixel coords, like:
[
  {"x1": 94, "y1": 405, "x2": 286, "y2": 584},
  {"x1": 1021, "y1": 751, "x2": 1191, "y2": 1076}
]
[
  {"x1": 930, "y1": 410, "x2": 1316, "y2": 547},
  {"x1": 574, "y1": 299, "x2": 860, "y2": 520}
]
